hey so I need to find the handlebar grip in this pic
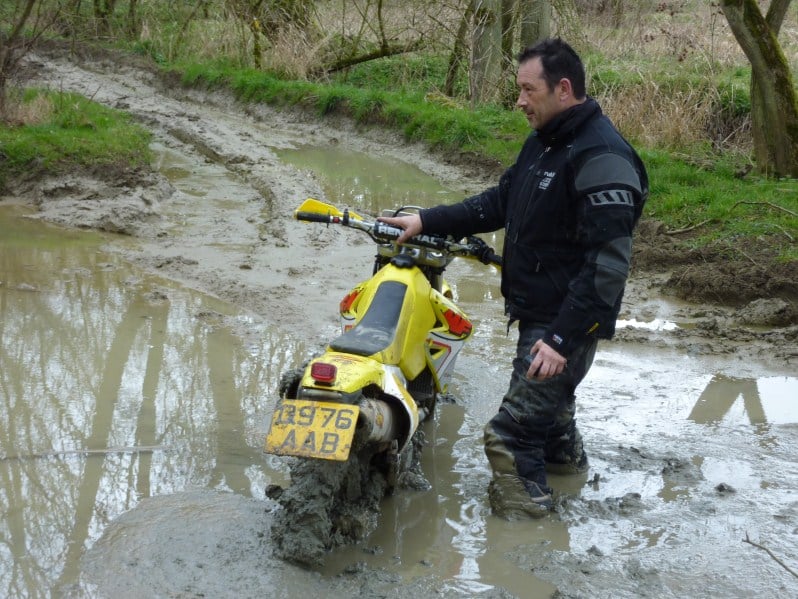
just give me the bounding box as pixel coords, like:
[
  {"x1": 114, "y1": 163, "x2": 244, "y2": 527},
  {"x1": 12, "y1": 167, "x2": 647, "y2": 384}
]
[
  {"x1": 372, "y1": 221, "x2": 404, "y2": 240},
  {"x1": 485, "y1": 252, "x2": 503, "y2": 267},
  {"x1": 295, "y1": 211, "x2": 334, "y2": 223}
]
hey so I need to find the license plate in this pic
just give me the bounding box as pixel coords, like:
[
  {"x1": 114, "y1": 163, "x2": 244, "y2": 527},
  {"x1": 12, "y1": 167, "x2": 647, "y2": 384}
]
[{"x1": 265, "y1": 399, "x2": 359, "y2": 461}]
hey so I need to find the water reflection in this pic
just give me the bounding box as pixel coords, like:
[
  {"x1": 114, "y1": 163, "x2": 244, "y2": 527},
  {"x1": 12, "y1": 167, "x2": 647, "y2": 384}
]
[
  {"x1": 0, "y1": 208, "x2": 297, "y2": 595},
  {"x1": 276, "y1": 145, "x2": 464, "y2": 214},
  {"x1": 689, "y1": 374, "x2": 794, "y2": 433}
]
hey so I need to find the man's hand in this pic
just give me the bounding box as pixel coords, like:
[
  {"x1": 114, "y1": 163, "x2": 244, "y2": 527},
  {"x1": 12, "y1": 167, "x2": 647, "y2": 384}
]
[
  {"x1": 377, "y1": 213, "x2": 423, "y2": 244},
  {"x1": 526, "y1": 339, "x2": 567, "y2": 381}
]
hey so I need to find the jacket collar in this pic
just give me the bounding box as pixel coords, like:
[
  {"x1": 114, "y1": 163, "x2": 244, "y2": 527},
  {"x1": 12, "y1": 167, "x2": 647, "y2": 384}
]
[{"x1": 534, "y1": 97, "x2": 601, "y2": 146}]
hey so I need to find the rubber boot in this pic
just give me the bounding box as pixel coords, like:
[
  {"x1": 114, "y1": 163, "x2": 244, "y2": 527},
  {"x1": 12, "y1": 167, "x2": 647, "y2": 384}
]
[{"x1": 487, "y1": 474, "x2": 552, "y2": 519}]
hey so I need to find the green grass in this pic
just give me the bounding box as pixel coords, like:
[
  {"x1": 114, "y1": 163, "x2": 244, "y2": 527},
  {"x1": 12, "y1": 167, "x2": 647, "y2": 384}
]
[
  {"x1": 0, "y1": 89, "x2": 152, "y2": 187},
  {"x1": 176, "y1": 60, "x2": 502, "y2": 151},
  {"x1": 642, "y1": 148, "x2": 797, "y2": 260}
]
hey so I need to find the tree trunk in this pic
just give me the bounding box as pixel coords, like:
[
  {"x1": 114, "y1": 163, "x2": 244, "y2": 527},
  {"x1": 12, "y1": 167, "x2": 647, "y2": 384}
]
[
  {"x1": 470, "y1": 0, "x2": 503, "y2": 106},
  {"x1": 748, "y1": 0, "x2": 793, "y2": 177},
  {"x1": 501, "y1": 0, "x2": 517, "y2": 66},
  {"x1": 721, "y1": 0, "x2": 798, "y2": 178},
  {"x1": 250, "y1": 17, "x2": 263, "y2": 68},
  {"x1": 497, "y1": 0, "x2": 518, "y2": 105},
  {"x1": 444, "y1": 1, "x2": 475, "y2": 97},
  {"x1": 127, "y1": 0, "x2": 139, "y2": 37},
  {"x1": 0, "y1": 0, "x2": 38, "y2": 120},
  {"x1": 519, "y1": 0, "x2": 551, "y2": 50},
  {"x1": 92, "y1": 0, "x2": 117, "y2": 36}
]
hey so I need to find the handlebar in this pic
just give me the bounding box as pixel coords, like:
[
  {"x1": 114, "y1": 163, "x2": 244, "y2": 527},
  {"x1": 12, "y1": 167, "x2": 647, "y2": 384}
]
[
  {"x1": 295, "y1": 205, "x2": 501, "y2": 268},
  {"x1": 294, "y1": 211, "x2": 336, "y2": 224}
]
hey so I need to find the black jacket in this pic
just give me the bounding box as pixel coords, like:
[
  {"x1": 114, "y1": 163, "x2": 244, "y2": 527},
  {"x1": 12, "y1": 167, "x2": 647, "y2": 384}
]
[{"x1": 421, "y1": 98, "x2": 648, "y2": 356}]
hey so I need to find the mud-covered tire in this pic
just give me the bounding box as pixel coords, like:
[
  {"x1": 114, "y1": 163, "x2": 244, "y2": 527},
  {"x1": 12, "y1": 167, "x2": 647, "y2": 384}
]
[
  {"x1": 269, "y1": 424, "x2": 432, "y2": 566},
  {"x1": 277, "y1": 367, "x2": 304, "y2": 398},
  {"x1": 270, "y1": 444, "x2": 388, "y2": 566}
]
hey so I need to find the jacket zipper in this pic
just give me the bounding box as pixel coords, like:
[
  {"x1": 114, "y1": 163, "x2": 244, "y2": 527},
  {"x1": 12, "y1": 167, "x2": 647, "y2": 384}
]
[{"x1": 509, "y1": 146, "x2": 550, "y2": 244}]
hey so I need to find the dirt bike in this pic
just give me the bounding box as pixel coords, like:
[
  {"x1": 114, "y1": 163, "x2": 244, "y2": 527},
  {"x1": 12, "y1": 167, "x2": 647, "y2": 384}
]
[{"x1": 264, "y1": 198, "x2": 500, "y2": 566}]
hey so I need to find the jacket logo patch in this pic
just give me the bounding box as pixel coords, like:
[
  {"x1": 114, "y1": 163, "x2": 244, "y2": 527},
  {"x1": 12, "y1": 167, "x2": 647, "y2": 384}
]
[
  {"x1": 587, "y1": 190, "x2": 634, "y2": 207},
  {"x1": 538, "y1": 171, "x2": 556, "y2": 190}
]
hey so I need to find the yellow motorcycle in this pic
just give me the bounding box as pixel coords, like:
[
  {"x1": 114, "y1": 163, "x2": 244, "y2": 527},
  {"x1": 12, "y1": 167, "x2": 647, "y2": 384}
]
[{"x1": 265, "y1": 199, "x2": 500, "y2": 566}]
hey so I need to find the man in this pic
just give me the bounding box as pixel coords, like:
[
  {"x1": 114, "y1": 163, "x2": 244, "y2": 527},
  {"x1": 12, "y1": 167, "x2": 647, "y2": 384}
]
[{"x1": 380, "y1": 38, "x2": 648, "y2": 518}]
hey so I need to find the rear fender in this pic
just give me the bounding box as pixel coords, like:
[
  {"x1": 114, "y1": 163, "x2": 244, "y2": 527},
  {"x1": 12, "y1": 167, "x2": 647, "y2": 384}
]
[
  {"x1": 301, "y1": 352, "x2": 383, "y2": 392},
  {"x1": 301, "y1": 354, "x2": 419, "y2": 452}
]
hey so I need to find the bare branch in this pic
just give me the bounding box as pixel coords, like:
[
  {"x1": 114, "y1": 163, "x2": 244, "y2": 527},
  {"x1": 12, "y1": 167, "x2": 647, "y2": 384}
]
[
  {"x1": 664, "y1": 219, "x2": 712, "y2": 235},
  {"x1": 731, "y1": 200, "x2": 798, "y2": 218},
  {"x1": 313, "y1": 39, "x2": 425, "y2": 77},
  {"x1": 743, "y1": 533, "x2": 798, "y2": 580},
  {"x1": 1, "y1": 445, "x2": 169, "y2": 462}
]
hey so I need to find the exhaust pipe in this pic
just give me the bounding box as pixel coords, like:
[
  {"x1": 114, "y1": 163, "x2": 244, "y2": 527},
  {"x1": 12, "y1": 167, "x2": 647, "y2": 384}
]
[
  {"x1": 357, "y1": 398, "x2": 427, "y2": 445},
  {"x1": 357, "y1": 398, "x2": 399, "y2": 443}
]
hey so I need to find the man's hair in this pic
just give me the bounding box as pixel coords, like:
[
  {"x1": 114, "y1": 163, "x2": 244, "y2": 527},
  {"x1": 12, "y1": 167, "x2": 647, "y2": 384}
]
[{"x1": 518, "y1": 38, "x2": 586, "y2": 99}]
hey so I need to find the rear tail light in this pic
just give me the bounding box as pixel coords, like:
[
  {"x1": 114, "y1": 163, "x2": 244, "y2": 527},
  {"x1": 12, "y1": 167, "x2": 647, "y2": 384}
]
[{"x1": 310, "y1": 362, "x2": 337, "y2": 384}]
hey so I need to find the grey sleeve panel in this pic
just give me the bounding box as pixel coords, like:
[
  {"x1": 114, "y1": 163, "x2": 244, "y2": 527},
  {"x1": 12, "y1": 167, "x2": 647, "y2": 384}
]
[
  {"x1": 575, "y1": 153, "x2": 642, "y2": 193},
  {"x1": 594, "y1": 236, "x2": 633, "y2": 306}
]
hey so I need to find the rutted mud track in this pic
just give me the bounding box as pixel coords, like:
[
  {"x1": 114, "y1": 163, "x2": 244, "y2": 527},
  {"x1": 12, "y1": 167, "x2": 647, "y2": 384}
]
[
  {"x1": 15, "y1": 45, "x2": 502, "y2": 340},
  {"x1": 7, "y1": 46, "x2": 798, "y2": 598}
]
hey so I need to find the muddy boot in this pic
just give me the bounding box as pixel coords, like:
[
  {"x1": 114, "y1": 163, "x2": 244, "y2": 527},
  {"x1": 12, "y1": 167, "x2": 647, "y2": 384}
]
[
  {"x1": 545, "y1": 428, "x2": 589, "y2": 475},
  {"x1": 487, "y1": 474, "x2": 552, "y2": 520}
]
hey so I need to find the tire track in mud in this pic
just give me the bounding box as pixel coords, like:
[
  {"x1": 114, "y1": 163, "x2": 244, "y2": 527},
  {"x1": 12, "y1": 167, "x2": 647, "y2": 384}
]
[
  {"x1": 24, "y1": 51, "x2": 359, "y2": 333},
  {"x1": 23, "y1": 49, "x2": 491, "y2": 337}
]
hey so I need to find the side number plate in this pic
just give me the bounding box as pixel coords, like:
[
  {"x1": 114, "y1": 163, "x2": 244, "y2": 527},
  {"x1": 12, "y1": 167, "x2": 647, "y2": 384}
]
[{"x1": 264, "y1": 400, "x2": 359, "y2": 461}]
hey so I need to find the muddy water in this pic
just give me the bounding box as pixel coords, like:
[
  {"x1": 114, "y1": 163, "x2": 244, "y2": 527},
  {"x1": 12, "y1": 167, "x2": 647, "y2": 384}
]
[
  {"x1": 2, "y1": 141, "x2": 798, "y2": 597},
  {"x1": 275, "y1": 144, "x2": 464, "y2": 211},
  {"x1": 0, "y1": 207, "x2": 294, "y2": 595}
]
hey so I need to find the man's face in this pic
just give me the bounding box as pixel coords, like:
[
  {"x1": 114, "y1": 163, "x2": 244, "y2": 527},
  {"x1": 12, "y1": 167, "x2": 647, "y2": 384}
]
[{"x1": 516, "y1": 57, "x2": 563, "y2": 130}]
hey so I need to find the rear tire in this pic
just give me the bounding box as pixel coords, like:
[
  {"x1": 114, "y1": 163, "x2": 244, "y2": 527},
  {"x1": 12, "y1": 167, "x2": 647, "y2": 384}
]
[
  {"x1": 270, "y1": 443, "x2": 388, "y2": 566},
  {"x1": 270, "y1": 376, "x2": 431, "y2": 565}
]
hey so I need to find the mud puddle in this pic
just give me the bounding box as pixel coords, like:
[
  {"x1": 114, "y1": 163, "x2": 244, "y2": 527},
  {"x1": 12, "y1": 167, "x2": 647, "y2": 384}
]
[
  {"x1": 0, "y1": 206, "x2": 294, "y2": 595},
  {"x1": 4, "y1": 51, "x2": 798, "y2": 598}
]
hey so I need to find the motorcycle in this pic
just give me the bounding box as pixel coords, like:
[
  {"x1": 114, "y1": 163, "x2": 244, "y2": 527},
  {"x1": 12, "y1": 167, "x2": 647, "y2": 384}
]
[{"x1": 264, "y1": 198, "x2": 500, "y2": 566}]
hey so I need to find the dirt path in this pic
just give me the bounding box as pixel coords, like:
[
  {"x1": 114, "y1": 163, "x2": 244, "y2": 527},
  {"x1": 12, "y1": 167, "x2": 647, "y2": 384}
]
[
  {"x1": 7, "y1": 47, "x2": 798, "y2": 598},
  {"x1": 14, "y1": 45, "x2": 500, "y2": 340}
]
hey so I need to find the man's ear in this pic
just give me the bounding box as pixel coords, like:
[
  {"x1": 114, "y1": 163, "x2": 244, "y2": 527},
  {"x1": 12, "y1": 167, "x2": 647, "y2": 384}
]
[{"x1": 558, "y1": 77, "x2": 574, "y2": 101}]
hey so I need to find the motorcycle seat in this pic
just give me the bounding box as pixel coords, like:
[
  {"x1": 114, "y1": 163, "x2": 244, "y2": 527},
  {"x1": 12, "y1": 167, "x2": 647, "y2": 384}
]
[{"x1": 329, "y1": 281, "x2": 407, "y2": 357}]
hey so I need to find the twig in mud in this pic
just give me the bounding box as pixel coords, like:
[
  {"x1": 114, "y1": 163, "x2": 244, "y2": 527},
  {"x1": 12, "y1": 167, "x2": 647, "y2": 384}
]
[
  {"x1": 731, "y1": 200, "x2": 797, "y2": 218},
  {"x1": 665, "y1": 219, "x2": 711, "y2": 235},
  {"x1": 774, "y1": 224, "x2": 794, "y2": 242},
  {"x1": 0, "y1": 445, "x2": 169, "y2": 462},
  {"x1": 675, "y1": 265, "x2": 694, "y2": 286},
  {"x1": 743, "y1": 533, "x2": 798, "y2": 580},
  {"x1": 736, "y1": 247, "x2": 759, "y2": 267}
]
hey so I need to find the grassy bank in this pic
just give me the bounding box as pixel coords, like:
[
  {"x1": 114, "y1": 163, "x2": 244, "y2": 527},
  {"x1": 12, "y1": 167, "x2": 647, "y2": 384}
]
[{"x1": 0, "y1": 88, "x2": 152, "y2": 190}]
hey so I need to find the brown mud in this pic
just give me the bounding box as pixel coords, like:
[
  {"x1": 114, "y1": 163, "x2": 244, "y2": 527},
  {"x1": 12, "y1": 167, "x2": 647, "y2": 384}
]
[{"x1": 4, "y1": 45, "x2": 798, "y2": 598}]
